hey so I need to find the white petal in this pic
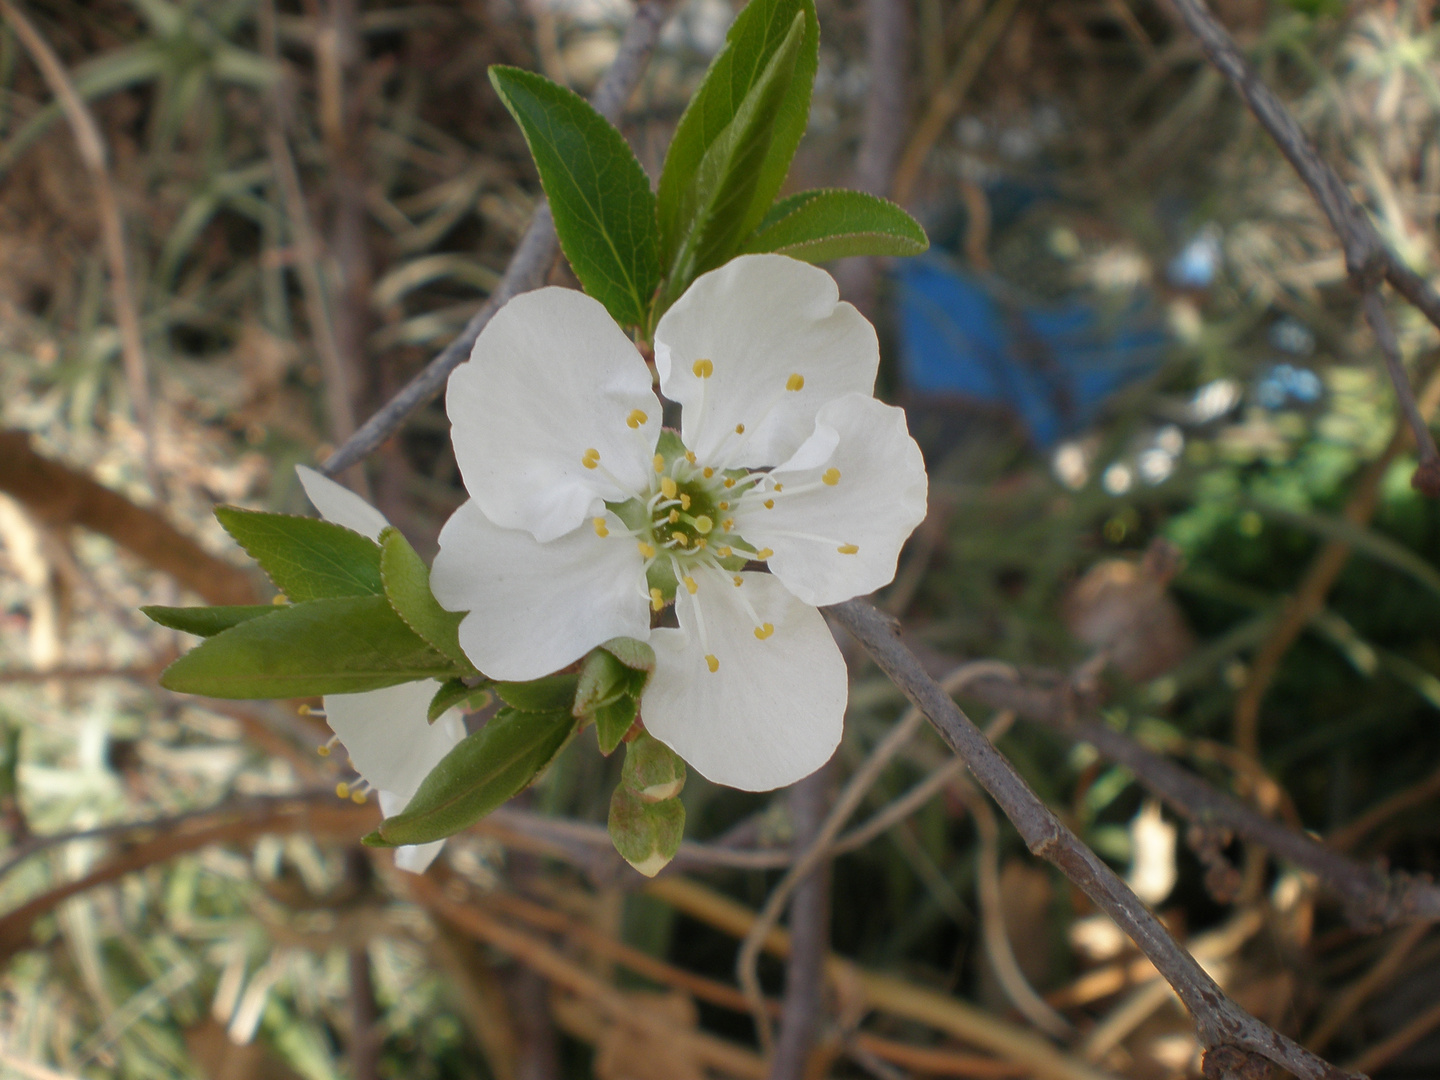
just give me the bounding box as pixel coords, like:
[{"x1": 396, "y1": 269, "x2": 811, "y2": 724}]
[
  {"x1": 323, "y1": 680, "x2": 466, "y2": 801},
  {"x1": 378, "y1": 790, "x2": 446, "y2": 874},
  {"x1": 654, "y1": 255, "x2": 879, "y2": 468},
  {"x1": 735, "y1": 394, "x2": 927, "y2": 607},
  {"x1": 643, "y1": 572, "x2": 846, "y2": 791},
  {"x1": 431, "y1": 500, "x2": 650, "y2": 681},
  {"x1": 296, "y1": 465, "x2": 390, "y2": 541},
  {"x1": 448, "y1": 287, "x2": 660, "y2": 543}
]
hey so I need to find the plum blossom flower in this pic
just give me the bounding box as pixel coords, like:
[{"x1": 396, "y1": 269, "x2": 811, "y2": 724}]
[
  {"x1": 432, "y1": 255, "x2": 927, "y2": 791},
  {"x1": 295, "y1": 466, "x2": 466, "y2": 872}
]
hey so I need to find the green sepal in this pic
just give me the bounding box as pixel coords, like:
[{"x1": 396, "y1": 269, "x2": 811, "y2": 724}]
[
  {"x1": 214, "y1": 506, "x2": 383, "y2": 601},
  {"x1": 494, "y1": 672, "x2": 581, "y2": 713},
  {"x1": 620, "y1": 732, "x2": 686, "y2": 802},
  {"x1": 740, "y1": 188, "x2": 929, "y2": 262},
  {"x1": 141, "y1": 604, "x2": 279, "y2": 637},
  {"x1": 608, "y1": 785, "x2": 685, "y2": 877},
  {"x1": 575, "y1": 644, "x2": 652, "y2": 755},
  {"x1": 157, "y1": 595, "x2": 458, "y2": 699},
  {"x1": 599, "y1": 637, "x2": 656, "y2": 673},
  {"x1": 379, "y1": 527, "x2": 473, "y2": 671},
  {"x1": 428, "y1": 677, "x2": 494, "y2": 723},
  {"x1": 372, "y1": 705, "x2": 578, "y2": 846},
  {"x1": 593, "y1": 696, "x2": 640, "y2": 756},
  {"x1": 488, "y1": 65, "x2": 660, "y2": 328}
]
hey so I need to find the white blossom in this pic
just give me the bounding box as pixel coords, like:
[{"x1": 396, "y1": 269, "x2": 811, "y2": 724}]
[{"x1": 432, "y1": 255, "x2": 928, "y2": 791}]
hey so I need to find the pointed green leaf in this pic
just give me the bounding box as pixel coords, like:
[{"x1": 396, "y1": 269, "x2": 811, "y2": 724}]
[
  {"x1": 158, "y1": 595, "x2": 457, "y2": 699},
  {"x1": 593, "y1": 695, "x2": 640, "y2": 755},
  {"x1": 373, "y1": 706, "x2": 577, "y2": 846},
  {"x1": 657, "y1": 0, "x2": 818, "y2": 298},
  {"x1": 608, "y1": 785, "x2": 685, "y2": 877},
  {"x1": 489, "y1": 65, "x2": 660, "y2": 327},
  {"x1": 141, "y1": 604, "x2": 279, "y2": 637},
  {"x1": 494, "y1": 673, "x2": 581, "y2": 713},
  {"x1": 214, "y1": 506, "x2": 384, "y2": 601},
  {"x1": 428, "y1": 678, "x2": 494, "y2": 723},
  {"x1": 741, "y1": 188, "x2": 929, "y2": 262},
  {"x1": 379, "y1": 527, "x2": 474, "y2": 671}
]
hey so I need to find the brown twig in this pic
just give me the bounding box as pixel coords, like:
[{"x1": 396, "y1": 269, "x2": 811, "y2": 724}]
[
  {"x1": 1164, "y1": 0, "x2": 1440, "y2": 496},
  {"x1": 319, "y1": 0, "x2": 670, "y2": 477},
  {"x1": 827, "y1": 599, "x2": 1360, "y2": 1080}
]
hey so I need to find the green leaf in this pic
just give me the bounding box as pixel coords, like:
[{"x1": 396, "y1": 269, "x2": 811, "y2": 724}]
[
  {"x1": 488, "y1": 65, "x2": 660, "y2": 328},
  {"x1": 741, "y1": 189, "x2": 929, "y2": 262},
  {"x1": 158, "y1": 595, "x2": 457, "y2": 699},
  {"x1": 427, "y1": 678, "x2": 494, "y2": 723},
  {"x1": 379, "y1": 527, "x2": 474, "y2": 670},
  {"x1": 608, "y1": 785, "x2": 685, "y2": 877},
  {"x1": 141, "y1": 604, "x2": 279, "y2": 637},
  {"x1": 214, "y1": 507, "x2": 384, "y2": 602},
  {"x1": 593, "y1": 696, "x2": 640, "y2": 756},
  {"x1": 371, "y1": 706, "x2": 577, "y2": 846},
  {"x1": 656, "y1": 0, "x2": 818, "y2": 299},
  {"x1": 494, "y1": 673, "x2": 581, "y2": 713}
]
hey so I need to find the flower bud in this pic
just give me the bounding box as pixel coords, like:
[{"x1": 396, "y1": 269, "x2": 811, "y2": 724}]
[
  {"x1": 621, "y1": 732, "x2": 686, "y2": 802},
  {"x1": 608, "y1": 785, "x2": 684, "y2": 877}
]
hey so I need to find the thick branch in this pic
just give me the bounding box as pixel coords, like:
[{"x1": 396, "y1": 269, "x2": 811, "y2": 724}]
[
  {"x1": 828, "y1": 599, "x2": 1358, "y2": 1080},
  {"x1": 319, "y1": 1, "x2": 670, "y2": 476}
]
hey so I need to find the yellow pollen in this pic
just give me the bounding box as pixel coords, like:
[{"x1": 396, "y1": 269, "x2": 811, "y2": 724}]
[
  {"x1": 724, "y1": 478, "x2": 736, "y2": 489},
  {"x1": 668, "y1": 509, "x2": 680, "y2": 524},
  {"x1": 754, "y1": 622, "x2": 775, "y2": 640},
  {"x1": 735, "y1": 423, "x2": 745, "y2": 434},
  {"x1": 703, "y1": 467, "x2": 714, "y2": 478},
  {"x1": 756, "y1": 548, "x2": 773, "y2": 560},
  {"x1": 774, "y1": 483, "x2": 783, "y2": 492},
  {"x1": 786, "y1": 373, "x2": 804, "y2": 391},
  {"x1": 351, "y1": 789, "x2": 368, "y2": 805},
  {"x1": 638, "y1": 541, "x2": 656, "y2": 558},
  {"x1": 592, "y1": 517, "x2": 609, "y2": 538},
  {"x1": 683, "y1": 576, "x2": 698, "y2": 595},
  {"x1": 316, "y1": 745, "x2": 331, "y2": 757},
  {"x1": 722, "y1": 518, "x2": 734, "y2": 531},
  {"x1": 763, "y1": 499, "x2": 775, "y2": 509},
  {"x1": 693, "y1": 515, "x2": 713, "y2": 534},
  {"x1": 654, "y1": 454, "x2": 665, "y2": 473},
  {"x1": 627, "y1": 409, "x2": 648, "y2": 429},
  {"x1": 674, "y1": 532, "x2": 689, "y2": 547},
  {"x1": 685, "y1": 450, "x2": 697, "y2": 464},
  {"x1": 582, "y1": 448, "x2": 601, "y2": 469},
  {"x1": 718, "y1": 546, "x2": 732, "y2": 557},
  {"x1": 696, "y1": 538, "x2": 707, "y2": 549},
  {"x1": 660, "y1": 476, "x2": 678, "y2": 499},
  {"x1": 733, "y1": 575, "x2": 743, "y2": 586},
  {"x1": 680, "y1": 494, "x2": 691, "y2": 510},
  {"x1": 693, "y1": 358, "x2": 714, "y2": 378},
  {"x1": 705, "y1": 654, "x2": 719, "y2": 673},
  {"x1": 650, "y1": 587, "x2": 665, "y2": 611},
  {"x1": 718, "y1": 501, "x2": 728, "y2": 510},
  {"x1": 335, "y1": 782, "x2": 350, "y2": 800},
  {"x1": 823, "y1": 468, "x2": 841, "y2": 485},
  {"x1": 838, "y1": 543, "x2": 860, "y2": 555}
]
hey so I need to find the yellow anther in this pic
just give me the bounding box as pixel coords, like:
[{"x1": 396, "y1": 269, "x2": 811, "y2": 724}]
[
  {"x1": 685, "y1": 450, "x2": 697, "y2": 464},
  {"x1": 650, "y1": 587, "x2": 665, "y2": 611},
  {"x1": 786, "y1": 373, "x2": 805, "y2": 391},
  {"x1": 719, "y1": 501, "x2": 729, "y2": 510},
  {"x1": 351, "y1": 789, "x2": 368, "y2": 805},
  {"x1": 654, "y1": 454, "x2": 665, "y2": 473},
  {"x1": 316, "y1": 744, "x2": 331, "y2": 757},
  {"x1": 627, "y1": 409, "x2": 648, "y2": 429},
  {"x1": 696, "y1": 538, "x2": 707, "y2": 549},
  {"x1": 683, "y1": 576, "x2": 698, "y2": 595},
  {"x1": 668, "y1": 509, "x2": 680, "y2": 524},
  {"x1": 837, "y1": 543, "x2": 860, "y2": 555},
  {"x1": 718, "y1": 546, "x2": 732, "y2": 557},
  {"x1": 754, "y1": 623, "x2": 775, "y2": 640},
  {"x1": 774, "y1": 483, "x2": 783, "y2": 492},
  {"x1": 638, "y1": 541, "x2": 656, "y2": 558},
  {"x1": 582, "y1": 448, "x2": 601, "y2": 469},
  {"x1": 763, "y1": 499, "x2": 775, "y2": 509},
  {"x1": 705, "y1": 654, "x2": 720, "y2": 673},
  {"x1": 693, "y1": 358, "x2": 714, "y2": 378},
  {"x1": 660, "y1": 476, "x2": 678, "y2": 499},
  {"x1": 724, "y1": 478, "x2": 736, "y2": 488},
  {"x1": 756, "y1": 548, "x2": 773, "y2": 560},
  {"x1": 733, "y1": 575, "x2": 743, "y2": 587},
  {"x1": 703, "y1": 467, "x2": 714, "y2": 478},
  {"x1": 693, "y1": 515, "x2": 713, "y2": 534},
  {"x1": 722, "y1": 518, "x2": 734, "y2": 531},
  {"x1": 735, "y1": 423, "x2": 745, "y2": 434},
  {"x1": 335, "y1": 782, "x2": 350, "y2": 800},
  {"x1": 673, "y1": 532, "x2": 689, "y2": 547},
  {"x1": 680, "y1": 494, "x2": 691, "y2": 510},
  {"x1": 592, "y1": 517, "x2": 609, "y2": 538},
  {"x1": 823, "y1": 468, "x2": 841, "y2": 486}
]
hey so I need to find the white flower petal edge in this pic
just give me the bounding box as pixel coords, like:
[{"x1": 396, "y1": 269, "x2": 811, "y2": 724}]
[
  {"x1": 296, "y1": 465, "x2": 389, "y2": 541},
  {"x1": 432, "y1": 500, "x2": 650, "y2": 681},
  {"x1": 654, "y1": 254, "x2": 879, "y2": 468},
  {"x1": 448, "y1": 287, "x2": 661, "y2": 543},
  {"x1": 738, "y1": 393, "x2": 929, "y2": 607},
  {"x1": 297, "y1": 466, "x2": 464, "y2": 874},
  {"x1": 643, "y1": 572, "x2": 847, "y2": 791}
]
